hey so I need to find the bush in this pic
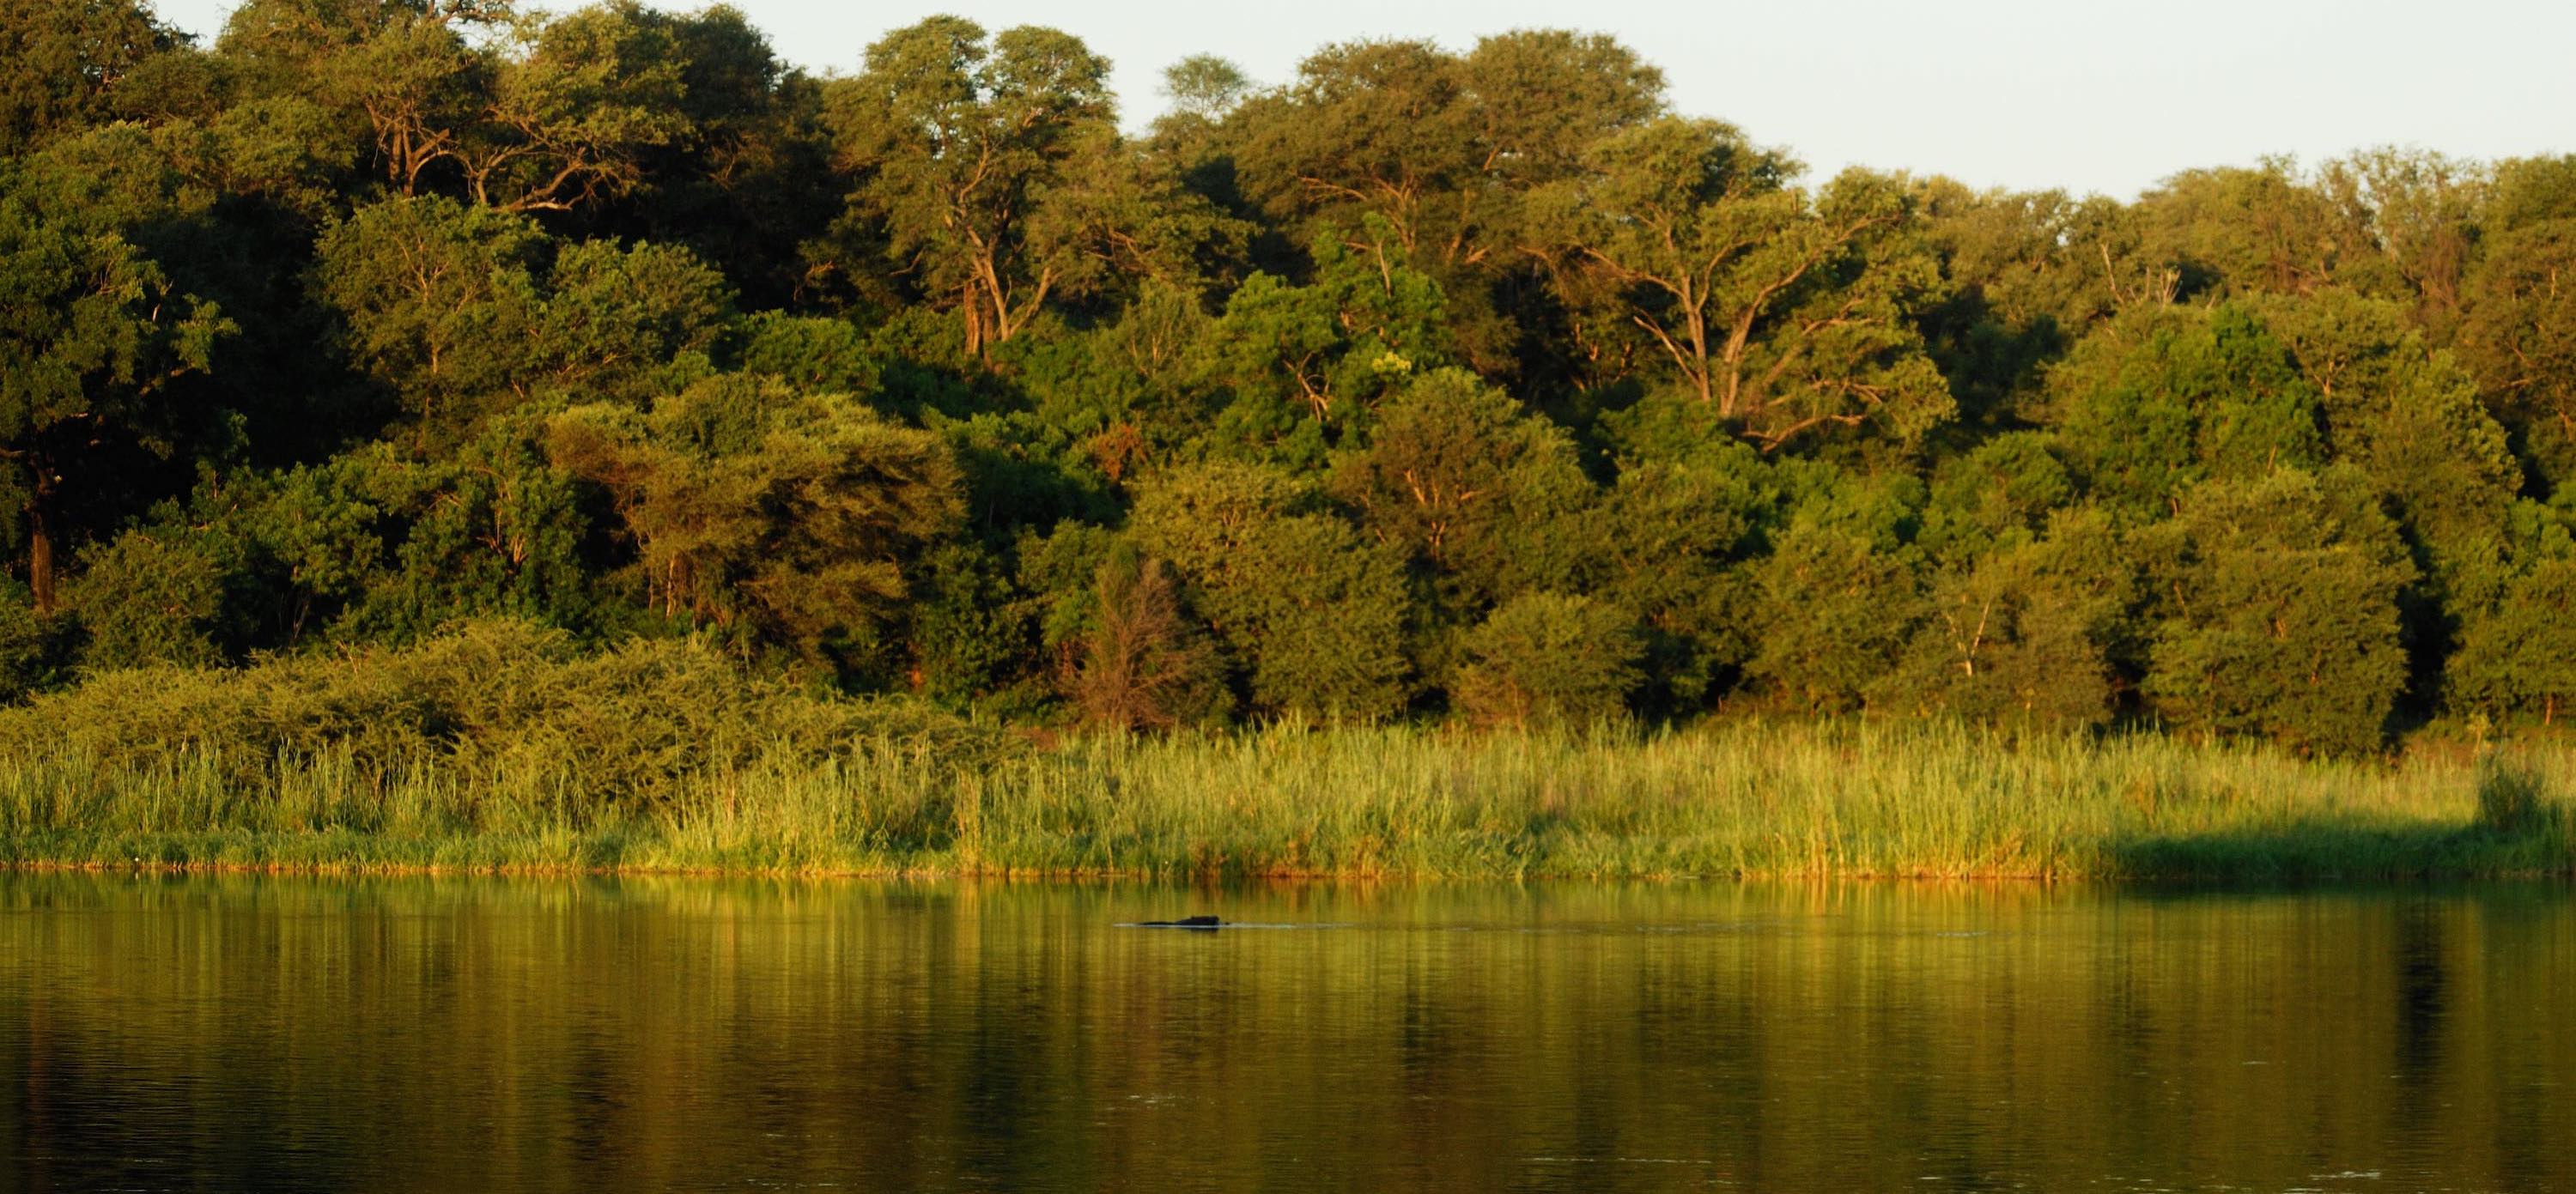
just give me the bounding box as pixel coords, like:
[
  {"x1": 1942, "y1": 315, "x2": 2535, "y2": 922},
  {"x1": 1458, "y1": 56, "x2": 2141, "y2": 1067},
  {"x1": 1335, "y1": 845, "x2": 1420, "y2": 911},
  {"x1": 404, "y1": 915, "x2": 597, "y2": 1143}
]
[
  {"x1": 1067, "y1": 551, "x2": 1230, "y2": 730},
  {"x1": 2474, "y1": 755, "x2": 2549, "y2": 836},
  {"x1": 66, "y1": 529, "x2": 228, "y2": 670},
  {"x1": 0, "y1": 620, "x2": 1003, "y2": 809},
  {"x1": 0, "y1": 586, "x2": 70, "y2": 702},
  {"x1": 2141, "y1": 468, "x2": 2414, "y2": 755},
  {"x1": 1451, "y1": 592, "x2": 1642, "y2": 728}
]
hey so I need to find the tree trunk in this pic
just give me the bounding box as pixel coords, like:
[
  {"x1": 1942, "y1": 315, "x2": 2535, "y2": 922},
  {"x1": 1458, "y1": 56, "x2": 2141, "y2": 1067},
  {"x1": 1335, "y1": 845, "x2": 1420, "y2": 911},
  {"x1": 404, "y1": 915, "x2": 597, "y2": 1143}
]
[{"x1": 27, "y1": 498, "x2": 54, "y2": 617}]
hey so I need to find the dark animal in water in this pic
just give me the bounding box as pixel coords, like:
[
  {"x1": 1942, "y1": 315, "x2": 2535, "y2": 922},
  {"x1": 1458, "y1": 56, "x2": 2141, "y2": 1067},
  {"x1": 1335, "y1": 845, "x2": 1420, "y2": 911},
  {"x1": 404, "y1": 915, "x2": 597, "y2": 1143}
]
[{"x1": 1139, "y1": 915, "x2": 1221, "y2": 929}]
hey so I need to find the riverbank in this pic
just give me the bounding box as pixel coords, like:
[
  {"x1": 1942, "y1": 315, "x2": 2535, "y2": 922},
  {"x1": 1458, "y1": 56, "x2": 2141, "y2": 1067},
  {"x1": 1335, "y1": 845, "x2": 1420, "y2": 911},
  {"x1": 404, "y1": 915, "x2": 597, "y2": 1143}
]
[{"x1": 3, "y1": 718, "x2": 2568, "y2": 881}]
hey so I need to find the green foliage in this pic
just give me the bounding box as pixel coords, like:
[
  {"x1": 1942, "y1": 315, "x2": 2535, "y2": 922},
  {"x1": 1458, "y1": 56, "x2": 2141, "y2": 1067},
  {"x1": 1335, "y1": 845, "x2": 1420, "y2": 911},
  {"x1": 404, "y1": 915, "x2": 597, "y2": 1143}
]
[
  {"x1": 905, "y1": 542, "x2": 1031, "y2": 706},
  {"x1": 2139, "y1": 468, "x2": 2415, "y2": 755},
  {"x1": 2451, "y1": 559, "x2": 2576, "y2": 725},
  {"x1": 529, "y1": 236, "x2": 732, "y2": 401},
  {"x1": 818, "y1": 18, "x2": 1238, "y2": 354},
  {"x1": 1191, "y1": 227, "x2": 1451, "y2": 443},
  {"x1": 1327, "y1": 367, "x2": 1591, "y2": 609},
  {"x1": 734, "y1": 312, "x2": 880, "y2": 394},
  {"x1": 313, "y1": 195, "x2": 732, "y2": 445},
  {"x1": 1917, "y1": 431, "x2": 2075, "y2": 562},
  {"x1": 1581, "y1": 449, "x2": 1774, "y2": 711},
  {"x1": 0, "y1": 4, "x2": 2567, "y2": 762},
  {"x1": 310, "y1": 196, "x2": 547, "y2": 436},
  {"x1": 1451, "y1": 591, "x2": 1641, "y2": 727},
  {"x1": 1223, "y1": 31, "x2": 1665, "y2": 373},
  {"x1": 1743, "y1": 519, "x2": 1922, "y2": 712},
  {"x1": 1880, "y1": 530, "x2": 2121, "y2": 730},
  {"x1": 327, "y1": 423, "x2": 606, "y2": 642},
  {"x1": 1528, "y1": 120, "x2": 1952, "y2": 447},
  {"x1": 0, "y1": 164, "x2": 231, "y2": 611},
  {"x1": 0, "y1": 0, "x2": 186, "y2": 155},
  {"x1": 66, "y1": 527, "x2": 229, "y2": 669},
  {"x1": 0, "y1": 584, "x2": 70, "y2": 701},
  {"x1": 0, "y1": 619, "x2": 1001, "y2": 809},
  {"x1": 2251, "y1": 288, "x2": 2518, "y2": 553},
  {"x1": 545, "y1": 374, "x2": 963, "y2": 666},
  {"x1": 2051, "y1": 303, "x2": 2324, "y2": 512},
  {"x1": 2129, "y1": 161, "x2": 2355, "y2": 297},
  {"x1": 1064, "y1": 545, "x2": 1230, "y2": 730},
  {"x1": 2458, "y1": 219, "x2": 2576, "y2": 489},
  {"x1": 1131, "y1": 462, "x2": 1413, "y2": 720}
]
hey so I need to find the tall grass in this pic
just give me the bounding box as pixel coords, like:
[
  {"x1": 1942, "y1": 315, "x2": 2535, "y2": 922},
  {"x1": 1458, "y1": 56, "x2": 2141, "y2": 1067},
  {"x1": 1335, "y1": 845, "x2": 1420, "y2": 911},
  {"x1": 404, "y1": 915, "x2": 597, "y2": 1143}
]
[{"x1": 1, "y1": 712, "x2": 2568, "y2": 880}]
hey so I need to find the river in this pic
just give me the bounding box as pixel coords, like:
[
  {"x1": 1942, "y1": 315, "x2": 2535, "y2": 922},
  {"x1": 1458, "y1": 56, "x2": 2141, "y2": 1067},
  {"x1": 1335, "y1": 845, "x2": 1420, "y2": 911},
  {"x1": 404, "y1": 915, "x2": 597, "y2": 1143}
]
[{"x1": 0, "y1": 875, "x2": 2567, "y2": 1191}]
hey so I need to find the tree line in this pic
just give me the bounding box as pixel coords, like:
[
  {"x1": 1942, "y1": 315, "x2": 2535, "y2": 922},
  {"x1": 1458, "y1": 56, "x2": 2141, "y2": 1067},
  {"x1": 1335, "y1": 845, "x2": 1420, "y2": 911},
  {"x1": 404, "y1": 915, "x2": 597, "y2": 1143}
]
[{"x1": 4, "y1": 0, "x2": 2575, "y2": 752}]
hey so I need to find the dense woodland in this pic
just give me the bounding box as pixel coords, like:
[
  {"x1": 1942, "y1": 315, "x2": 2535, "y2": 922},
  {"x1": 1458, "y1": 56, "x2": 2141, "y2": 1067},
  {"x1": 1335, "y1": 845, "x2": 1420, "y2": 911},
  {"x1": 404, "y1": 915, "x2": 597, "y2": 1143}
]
[{"x1": 4, "y1": 0, "x2": 2576, "y2": 755}]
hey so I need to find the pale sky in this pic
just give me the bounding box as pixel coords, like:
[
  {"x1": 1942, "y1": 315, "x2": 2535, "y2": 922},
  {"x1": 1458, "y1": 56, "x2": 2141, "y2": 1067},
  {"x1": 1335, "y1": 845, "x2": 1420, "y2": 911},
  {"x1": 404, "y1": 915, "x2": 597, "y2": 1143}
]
[{"x1": 152, "y1": 0, "x2": 2575, "y2": 199}]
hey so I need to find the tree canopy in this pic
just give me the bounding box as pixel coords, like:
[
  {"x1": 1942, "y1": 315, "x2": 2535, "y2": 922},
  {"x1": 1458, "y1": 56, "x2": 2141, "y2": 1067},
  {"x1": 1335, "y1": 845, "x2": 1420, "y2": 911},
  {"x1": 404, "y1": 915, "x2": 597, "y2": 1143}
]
[{"x1": 4, "y1": 1, "x2": 2572, "y2": 754}]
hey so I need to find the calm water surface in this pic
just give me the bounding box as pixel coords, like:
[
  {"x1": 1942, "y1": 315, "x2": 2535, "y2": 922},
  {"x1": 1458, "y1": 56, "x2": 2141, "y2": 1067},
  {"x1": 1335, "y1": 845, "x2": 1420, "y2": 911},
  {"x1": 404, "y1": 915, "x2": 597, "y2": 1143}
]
[{"x1": 0, "y1": 875, "x2": 2568, "y2": 1191}]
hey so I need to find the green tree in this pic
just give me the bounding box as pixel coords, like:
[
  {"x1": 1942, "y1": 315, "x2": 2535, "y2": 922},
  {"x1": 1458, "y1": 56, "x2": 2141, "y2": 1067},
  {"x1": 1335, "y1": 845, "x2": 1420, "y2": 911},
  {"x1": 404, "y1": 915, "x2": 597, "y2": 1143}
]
[
  {"x1": 0, "y1": 0, "x2": 188, "y2": 154},
  {"x1": 0, "y1": 176, "x2": 230, "y2": 614},
  {"x1": 1916, "y1": 432, "x2": 2075, "y2": 562},
  {"x1": 310, "y1": 194, "x2": 543, "y2": 439},
  {"x1": 218, "y1": 0, "x2": 509, "y2": 197},
  {"x1": 2450, "y1": 557, "x2": 2576, "y2": 726},
  {"x1": 1159, "y1": 54, "x2": 1248, "y2": 122},
  {"x1": 608, "y1": 3, "x2": 836, "y2": 306},
  {"x1": 2139, "y1": 468, "x2": 2414, "y2": 754},
  {"x1": 64, "y1": 525, "x2": 229, "y2": 668},
  {"x1": 322, "y1": 420, "x2": 604, "y2": 642},
  {"x1": 455, "y1": 0, "x2": 690, "y2": 213},
  {"x1": 0, "y1": 583, "x2": 70, "y2": 700},
  {"x1": 1221, "y1": 31, "x2": 1664, "y2": 374},
  {"x1": 544, "y1": 374, "x2": 962, "y2": 665},
  {"x1": 1451, "y1": 591, "x2": 1640, "y2": 727},
  {"x1": 1531, "y1": 118, "x2": 1951, "y2": 447},
  {"x1": 1743, "y1": 518, "x2": 1923, "y2": 712},
  {"x1": 820, "y1": 18, "x2": 1233, "y2": 356},
  {"x1": 2316, "y1": 148, "x2": 2487, "y2": 326},
  {"x1": 1326, "y1": 367, "x2": 1590, "y2": 610},
  {"x1": 1191, "y1": 226, "x2": 1449, "y2": 439},
  {"x1": 2458, "y1": 219, "x2": 2576, "y2": 489},
  {"x1": 2050, "y1": 303, "x2": 2325, "y2": 514},
  {"x1": 313, "y1": 194, "x2": 731, "y2": 445},
  {"x1": 2129, "y1": 161, "x2": 2354, "y2": 299},
  {"x1": 1579, "y1": 446, "x2": 1775, "y2": 712},
  {"x1": 1131, "y1": 461, "x2": 1413, "y2": 720},
  {"x1": 1878, "y1": 524, "x2": 2124, "y2": 730},
  {"x1": 521, "y1": 235, "x2": 731, "y2": 402}
]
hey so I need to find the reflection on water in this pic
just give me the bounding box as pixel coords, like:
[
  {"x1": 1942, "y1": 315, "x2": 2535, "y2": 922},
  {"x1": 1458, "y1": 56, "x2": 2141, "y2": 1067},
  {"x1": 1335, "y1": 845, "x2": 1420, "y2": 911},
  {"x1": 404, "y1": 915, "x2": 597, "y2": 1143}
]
[{"x1": 0, "y1": 875, "x2": 2568, "y2": 1191}]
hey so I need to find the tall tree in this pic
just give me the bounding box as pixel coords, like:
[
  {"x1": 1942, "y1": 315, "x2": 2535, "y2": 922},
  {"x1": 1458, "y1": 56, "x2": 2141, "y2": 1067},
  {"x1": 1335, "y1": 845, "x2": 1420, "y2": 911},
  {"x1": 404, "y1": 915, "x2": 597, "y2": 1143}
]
[
  {"x1": 219, "y1": 0, "x2": 508, "y2": 198},
  {"x1": 545, "y1": 374, "x2": 962, "y2": 664},
  {"x1": 455, "y1": 0, "x2": 690, "y2": 213},
  {"x1": 0, "y1": 0, "x2": 189, "y2": 155},
  {"x1": 820, "y1": 18, "x2": 1226, "y2": 356},
  {"x1": 0, "y1": 177, "x2": 230, "y2": 613},
  {"x1": 2458, "y1": 218, "x2": 2576, "y2": 489},
  {"x1": 2139, "y1": 466, "x2": 2415, "y2": 755},
  {"x1": 1530, "y1": 118, "x2": 1951, "y2": 448},
  {"x1": 1326, "y1": 367, "x2": 1590, "y2": 611},
  {"x1": 1222, "y1": 31, "x2": 1665, "y2": 375}
]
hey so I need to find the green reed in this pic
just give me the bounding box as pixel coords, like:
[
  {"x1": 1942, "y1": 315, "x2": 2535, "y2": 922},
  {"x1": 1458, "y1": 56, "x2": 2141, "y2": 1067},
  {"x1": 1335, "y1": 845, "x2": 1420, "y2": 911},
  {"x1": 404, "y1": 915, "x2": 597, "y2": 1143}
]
[{"x1": 0, "y1": 718, "x2": 2567, "y2": 880}]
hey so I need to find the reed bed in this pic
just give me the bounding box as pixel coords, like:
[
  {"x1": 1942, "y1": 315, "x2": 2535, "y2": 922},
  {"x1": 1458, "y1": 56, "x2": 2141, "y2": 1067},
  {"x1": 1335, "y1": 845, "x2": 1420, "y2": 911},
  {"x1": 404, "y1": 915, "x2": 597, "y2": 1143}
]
[{"x1": 0, "y1": 719, "x2": 2567, "y2": 881}]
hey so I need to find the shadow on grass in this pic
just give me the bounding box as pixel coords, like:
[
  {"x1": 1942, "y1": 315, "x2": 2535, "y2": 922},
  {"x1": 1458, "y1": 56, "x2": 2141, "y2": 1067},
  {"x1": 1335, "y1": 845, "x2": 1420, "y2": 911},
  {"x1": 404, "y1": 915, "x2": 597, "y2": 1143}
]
[{"x1": 2105, "y1": 815, "x2": 2573, "y2": 882}]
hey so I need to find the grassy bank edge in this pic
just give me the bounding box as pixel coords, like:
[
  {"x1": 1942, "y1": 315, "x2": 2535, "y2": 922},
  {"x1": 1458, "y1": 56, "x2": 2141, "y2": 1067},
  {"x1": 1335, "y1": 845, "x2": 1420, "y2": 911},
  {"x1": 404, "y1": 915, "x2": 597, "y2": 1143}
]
[{"x1": 3, "y1": 722, "x2": 2572, "y2": 882}]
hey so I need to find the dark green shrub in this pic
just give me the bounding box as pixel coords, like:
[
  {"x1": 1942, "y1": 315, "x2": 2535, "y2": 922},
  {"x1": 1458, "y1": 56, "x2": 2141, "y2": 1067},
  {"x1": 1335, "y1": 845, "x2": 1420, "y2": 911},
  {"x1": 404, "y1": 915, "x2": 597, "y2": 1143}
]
[
  {"x1": 0, "y1": 620, "x2": 1003, "y2": 809},
  {"x1": 1452, "y1": 592, "x2": 1642, "y2": 728}
]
